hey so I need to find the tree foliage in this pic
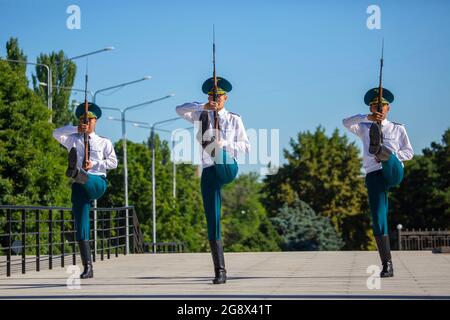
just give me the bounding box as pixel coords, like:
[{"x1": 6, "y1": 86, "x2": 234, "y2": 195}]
[
  {"x1": 390, "y1": 128, "x2": 450, "y2": 230},
  {"x1": 271, "y1": 199, "x2": 344, "y2": 251},
  {"x1": 0, "y1": 42, "x2": 71, "y2": 206}
]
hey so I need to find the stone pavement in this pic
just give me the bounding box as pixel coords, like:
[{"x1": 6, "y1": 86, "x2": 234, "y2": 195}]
[{"x1": 1, "y1": 251, "x2": 450, "y2": 299}]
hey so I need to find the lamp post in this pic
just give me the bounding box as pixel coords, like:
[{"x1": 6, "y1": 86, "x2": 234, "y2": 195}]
[
  {"x1": 150, "y1": 118, "x2": 181, "y2": 253},
  {"x1": 171, "y1": 126, "x2": 194, "y2": 198},
  {"x1": 0, "y1": 57, "x2": 52, "y2": 122},
  {"x1": 93, "y1": 76, "x2": 152, "y2": 103},
  {"x1": 2, "y1": 47, "x2": 113, "y2": 123},
  {"x1": 39, "y1": 83, "x2": 93, "y2": 99},
  {"x1": 55, "y1": 46, "x2": 115, "y2": 113},
  {"x1": 129, "y1": 118, "x2": 182, "y2": 253},
  {"x1": 64, "y1": 47, "x2": 114, "y2": 62},
  {"x1": 101, "y1": 95, "x2": 175, "y2": 253},
  {"x1": 397, "y1": 224, "x2": 403, "y2": 251},
  {"x1": 40, "y1": 76, "x2": 151, "y2": 104}
]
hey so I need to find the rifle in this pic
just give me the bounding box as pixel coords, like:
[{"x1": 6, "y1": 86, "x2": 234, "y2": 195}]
[
  {"x1": 212, "y1": 25, "x2": 220, "y2": 142},
  {"x1": 377, "y1": 39, "x2": 384, "y2": 126},
  {"x1": 83, "y1": 58, "x2": 90, "y2": 168}
]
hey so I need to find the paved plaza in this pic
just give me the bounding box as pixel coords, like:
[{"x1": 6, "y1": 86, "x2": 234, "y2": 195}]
[{"x1": 1, "y1": 251, "x2": 450, "y2": 299}]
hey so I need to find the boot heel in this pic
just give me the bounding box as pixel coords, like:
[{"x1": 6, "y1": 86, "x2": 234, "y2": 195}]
[
  {"x1": 209, "y1": 240, "x2": 227, "y2": 285},
  {"x1": 78, "y1": 240, "x2": 94, "y2": 279}
]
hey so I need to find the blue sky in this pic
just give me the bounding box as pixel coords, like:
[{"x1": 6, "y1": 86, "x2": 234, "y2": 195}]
[{"x1": 1, "y1": 0, "x2": 449, "y2": 174}]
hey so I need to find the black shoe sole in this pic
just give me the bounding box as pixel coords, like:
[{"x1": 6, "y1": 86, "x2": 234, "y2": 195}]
[
  {"x1": 369, "y1": 123, "x2": 382, "y2": 154},
  {"x1": 66, "y1": 148, "x2": 78, "y2": 178},
  {"x1": 212, "y1": 279, "x2": 226, "y2": 284},
  {"x1": 380, "y1": 272, "x2": 394, "y2": 278}
]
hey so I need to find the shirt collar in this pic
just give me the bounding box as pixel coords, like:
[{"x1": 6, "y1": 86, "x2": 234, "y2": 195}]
[
  {"x1": 218, "y1": 108, "x2": 227, "y2": 117},
  {"x1": 381, "y1": 119, "x2": 388, "y2": 125},
  {"x1": 89, "y1": 132, "x2": 97, "y2": 139}
]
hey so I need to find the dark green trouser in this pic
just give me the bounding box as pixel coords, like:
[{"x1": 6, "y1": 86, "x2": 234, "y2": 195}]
[
  {"x1": 365, "y1": 154, "x2": 404, "y2": 236},
  {"x1": 71, "y1": 174, "x2": 108, "y2": 241},
  {"x1": 201, "y1": 148, "x2": 239, "y2": 241}
]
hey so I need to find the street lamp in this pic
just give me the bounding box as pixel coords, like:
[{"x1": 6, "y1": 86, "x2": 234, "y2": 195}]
[
  {"x1": 1, "y1": 47, "x2": 114, "y2": 123},
  {"x1": 0, "y1": 57, "x2": 52, "y2": 122},
  {"x1": 129, "y1": 118, "x2": 182, "y2": 253},
  {"x1": 107, "y1": 117, "x2": 171, "y2": 134},
  {"x1": 93, "y1": 76, "x2": 152, "y2": 103},
  {"x1": 40, "y1": 83, "x2": 94, "y2": 99},
  {"x1": 150, "y1": 118, "x2": 182, "y2": 253},
  {"x1": 42, "y1": 76, "x2": 151, "y2": 106},
  {"x1": 64, "y1": 47, "x2": 114, "y2": 62},
  {"x1": 101, "y1": 94, "x2": 175, "y2": 253},
  {"x1": 54, "y1": 46, "x2": 114, "y2": 120},
  {"x1": 171, "y1": 126, "x2": 194, "y2": 198},
  {"x1": 397, "y1": 224, "x2": 403, "y2": 251}
]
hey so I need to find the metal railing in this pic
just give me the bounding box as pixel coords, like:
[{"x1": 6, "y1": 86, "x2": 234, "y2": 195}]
[
  {"x1": 0, "y1": 205, "x2": 144, "y2": 277},
  {"x1": 144, "y1": 242, "x2": 186, "y2": 253},
  {"x1": 397, "y1": 228, "x2": 450, "y2": 251}
]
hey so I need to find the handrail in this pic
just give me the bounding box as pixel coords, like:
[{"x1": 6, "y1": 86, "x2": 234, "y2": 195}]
[{"x1": 0, "y1": 205, "x2": 142, "y2": 277}]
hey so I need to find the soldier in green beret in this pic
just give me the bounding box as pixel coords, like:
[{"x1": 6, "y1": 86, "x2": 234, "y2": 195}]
[
  {"x1": 53, "y1": 102, "x2": 118, "y2": 279},
  {"x1": 343, "y1": 88, "x2": 414, "y2": 277}
]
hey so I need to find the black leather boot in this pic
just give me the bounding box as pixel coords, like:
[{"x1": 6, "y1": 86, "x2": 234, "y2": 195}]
[
  {"x1": 369, "y1": 122, "x2": 382, "y2": 155},
  {"x1": 369, "y1": 123, "x2": 393, "y2": 162},
  {"x1": 66, "y1": 147, "x2": 89, "y2": 184},
  {"x1": 209, "y1": 240, "x2": 227, "y2": 284},
  {"x1": 198, "y1": 111, "x2": 218, "y2": 158},
  {"x1": 78, "y1": 240, "x2": 94, "y2": 279},
  {"x1": 66, "y1": 147, "x2": 78, "y2": 178},
  {"x1": 375, "y1": 235, "x2": 394, "y2": 278}
]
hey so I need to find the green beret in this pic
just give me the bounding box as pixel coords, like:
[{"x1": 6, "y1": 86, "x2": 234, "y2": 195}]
[
  {"x1": 364, "y1": 87, "x2": 394, "y2": 106},
  {"x1": 202, "y1": 77, "x2": 232, "y2": 95},
  {"x1": 75, "y1": 102, "x2": 102, "y2": 119}
]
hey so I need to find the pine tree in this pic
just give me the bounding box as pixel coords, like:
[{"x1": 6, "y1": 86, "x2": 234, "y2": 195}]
[
  {"x1": 32, "y1": 51, "x2": 77, "y2": 127},
  {"x1": 271, "y1": 199, "x2": 344, "y2": 251}
]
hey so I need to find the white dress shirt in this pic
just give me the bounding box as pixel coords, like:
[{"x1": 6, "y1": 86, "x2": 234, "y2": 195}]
[
  {"x1": 53, "y1": 125, "x2": 118, "y2": 176},
  {"x1": 342, "y1": 114, "x2": 414, "y2": 174},
  {"x1": 176, "y1": 102, "x2": 251, "y2": 168}
]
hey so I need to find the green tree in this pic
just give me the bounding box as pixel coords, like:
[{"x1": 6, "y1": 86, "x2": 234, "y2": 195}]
[
  {"x1": 5, "y1": 37, "x2": 27, "y2": 75},
  {"x1": 390, "y1": 128, "x2": 450, "y2": 230},
  {"x1": 271, "y1": 199, "x2": 344, "y2": 251},
  {"x1": 221, "y1": 172, "x2": 281, "y2": 252},
  {"x1": 32, "y1": 51, "x2": 77, "y2": 127},
  {"x1": 261, "y1": 126, "x2": 372, "y2": 250},
  {"x1": 0, "y1": 49, "x2": 71, "y2": 206},
  {"x1": 0, "y1": 40, "x2": 73, "y2": 254}
]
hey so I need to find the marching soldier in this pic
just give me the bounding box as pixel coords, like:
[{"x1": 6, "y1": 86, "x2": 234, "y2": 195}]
[
  {"x1": 53, "y1": 103, "x2": 118, "y2": 279},
  {"x1": 343, "y1": 88, "x2": 414, "y2": 277},
  {"x1": 176, "y1": 77, "x2": 250, "y2": 284}
]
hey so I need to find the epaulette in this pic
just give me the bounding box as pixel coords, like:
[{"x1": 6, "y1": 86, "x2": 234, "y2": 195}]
[
  {"x1": 392, "y1": 121, "x2": 404, "y2": 126},
  {"x1": 229, "y1": 111, "x2": 241, "y2": 117}
]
